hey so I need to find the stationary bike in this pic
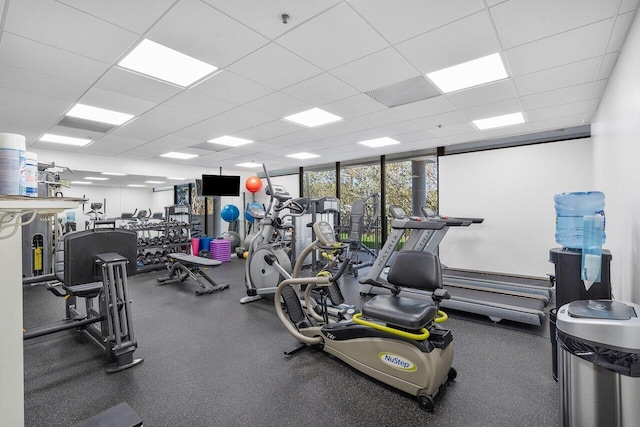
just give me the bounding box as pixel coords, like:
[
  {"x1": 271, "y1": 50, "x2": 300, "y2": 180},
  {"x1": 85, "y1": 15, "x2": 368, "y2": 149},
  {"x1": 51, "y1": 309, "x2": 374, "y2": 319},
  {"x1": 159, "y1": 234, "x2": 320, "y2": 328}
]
[
  {"x1": 274, "y1": 220, "x2": 456, "y2": 411},
  {"x1": 240, "y1": 164, "x2": 307, "y2": 304}
]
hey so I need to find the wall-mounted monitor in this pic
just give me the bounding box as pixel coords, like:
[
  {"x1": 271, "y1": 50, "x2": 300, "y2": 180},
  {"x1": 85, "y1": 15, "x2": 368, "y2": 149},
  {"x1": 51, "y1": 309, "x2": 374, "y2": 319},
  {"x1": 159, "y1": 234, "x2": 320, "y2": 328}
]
[{"x1": 201, "y1": 174, "x2": 240, "y2": 196}]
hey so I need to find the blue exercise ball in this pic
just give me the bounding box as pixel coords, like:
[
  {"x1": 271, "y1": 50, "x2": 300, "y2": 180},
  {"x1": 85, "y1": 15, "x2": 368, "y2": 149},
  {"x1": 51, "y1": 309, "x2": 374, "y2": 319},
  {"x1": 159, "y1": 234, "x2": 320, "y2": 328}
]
[
  {"x1": 221, "y1": 204, "x2": 240, "y2": 222},
  {"x1": 244, "y1": 203, "x2": 264, "y2": 222}
]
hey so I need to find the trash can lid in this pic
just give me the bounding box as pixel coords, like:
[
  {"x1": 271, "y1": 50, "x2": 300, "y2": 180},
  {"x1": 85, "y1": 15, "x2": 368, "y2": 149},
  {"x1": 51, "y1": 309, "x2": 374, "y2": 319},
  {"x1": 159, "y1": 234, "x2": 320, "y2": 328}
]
[
  {"x1": 556, "y1": 300, "x2": 640, "y2": 351},
  {"x1": 568, "y1": 300, "x2": 636, "y2": 320}
]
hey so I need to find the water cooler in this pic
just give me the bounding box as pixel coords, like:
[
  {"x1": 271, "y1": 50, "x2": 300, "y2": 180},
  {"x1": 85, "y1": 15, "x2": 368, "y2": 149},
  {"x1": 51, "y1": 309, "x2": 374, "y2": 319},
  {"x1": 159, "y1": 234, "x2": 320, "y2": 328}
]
[{"x1": 556, "y1": 300, "x2": 640, "y2": 427}]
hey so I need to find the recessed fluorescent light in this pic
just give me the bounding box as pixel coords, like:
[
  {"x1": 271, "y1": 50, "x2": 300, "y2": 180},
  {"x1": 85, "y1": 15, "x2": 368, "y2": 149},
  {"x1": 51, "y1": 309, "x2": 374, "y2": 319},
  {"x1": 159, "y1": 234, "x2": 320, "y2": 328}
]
[
  {"x1": 127, "y1": 184, "x2": 146, "y2": 188},
  {"x1": 208, "y1": 135, "x2": 254, "y2": 147},
  {"x1": 472, "y1": 112, "x2": 525, "y2": 130},
  {"x1": 426, "y1": 53, "x2": 508, "y2": 93},
  {"x1": 84, "y1": 176, "x2": 109, "y2": 181},
  {"x1": 70, "y1": 181, "x2": 92, "y2": 185},
  {"x1": 166, "y1": 177, "x2": 186, "y2": 180},
  {"x1": 286, "y1": 152, "x2": 320, "y2": 160},
  {"x1": 118, "y1": 39, "x2": 218, "y2": 87},
  {"x1": 39, "y1": 133, "x2": 92, "y2": 146},
  {"x1": 160, "y1": 152, "x2": 198, "y2": 160},
  {"x1": 283, "y1": 108, "x2": 342, "y2": 128},
  {"x1": 358, "y1": 137, "x2": 401, "y2": 148},
  {"x1": 67, "y1": 103, "x2": 134, "y2": 125},
  {"x1": 235, "y1": 162, "x2": 262, "y2": 168},
  {"x1": 145, "y1": 180, "x2": 165, "y2": 184},
  {"x1": 102, "y1": 172, "x2": 127, "y2": 176}
]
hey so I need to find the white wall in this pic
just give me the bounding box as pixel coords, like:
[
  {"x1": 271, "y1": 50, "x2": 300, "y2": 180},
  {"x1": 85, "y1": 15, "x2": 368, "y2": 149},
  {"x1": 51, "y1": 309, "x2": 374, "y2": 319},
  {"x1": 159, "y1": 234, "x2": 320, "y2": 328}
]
[
  {"x1": 439, "y1": 138, "x2": 595, "y2": 277},
  {"x1": 591, "y1": 10, "x2": 640, "y2": 303}
]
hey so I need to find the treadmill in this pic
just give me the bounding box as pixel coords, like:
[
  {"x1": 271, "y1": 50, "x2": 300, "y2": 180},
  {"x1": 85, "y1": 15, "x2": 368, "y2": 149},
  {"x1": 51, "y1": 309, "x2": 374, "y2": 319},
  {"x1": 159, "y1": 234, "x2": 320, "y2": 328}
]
[{"x1": 359, "y1": 206, "x2": 551, "y2": 326}]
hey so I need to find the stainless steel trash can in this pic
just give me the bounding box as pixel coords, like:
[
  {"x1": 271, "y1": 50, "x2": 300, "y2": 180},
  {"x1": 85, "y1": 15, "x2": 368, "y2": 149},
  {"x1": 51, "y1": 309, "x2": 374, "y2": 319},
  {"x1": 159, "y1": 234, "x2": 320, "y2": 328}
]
[{"x1": 556, "y1": 300, "x2": 640, "y2": 427}]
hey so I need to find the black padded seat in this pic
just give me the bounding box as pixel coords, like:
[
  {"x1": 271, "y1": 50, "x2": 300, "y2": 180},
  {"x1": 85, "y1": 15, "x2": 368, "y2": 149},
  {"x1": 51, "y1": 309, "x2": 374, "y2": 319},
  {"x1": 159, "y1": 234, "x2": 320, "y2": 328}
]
[
  {"x1": 363, "y1": 295, "x2": 437, "y2": 330},
  {"x1": 64, "y1": 281, "x2": 103, "y2": 298}
]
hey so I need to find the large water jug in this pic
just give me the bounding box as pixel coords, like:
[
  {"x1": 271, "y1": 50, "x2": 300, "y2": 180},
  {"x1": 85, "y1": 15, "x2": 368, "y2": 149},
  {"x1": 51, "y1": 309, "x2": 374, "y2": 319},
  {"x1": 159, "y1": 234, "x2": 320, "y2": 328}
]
[{"x1": 554, "y1": 192, "x2": 605, "y2": 249}]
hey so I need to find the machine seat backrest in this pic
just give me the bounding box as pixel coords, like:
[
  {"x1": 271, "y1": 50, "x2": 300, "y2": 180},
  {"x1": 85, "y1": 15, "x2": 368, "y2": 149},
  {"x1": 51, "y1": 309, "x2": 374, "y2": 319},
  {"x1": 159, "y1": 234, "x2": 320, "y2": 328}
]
[
  {"x1": 347, "y1": 199, "x2": 366, "y2": 242},
  {"x1": 53, "y1": 240, "x2": 65, "y2": 283},
  {"x1": 387, "y1": 250, "x2": 442, "y2": 291}
]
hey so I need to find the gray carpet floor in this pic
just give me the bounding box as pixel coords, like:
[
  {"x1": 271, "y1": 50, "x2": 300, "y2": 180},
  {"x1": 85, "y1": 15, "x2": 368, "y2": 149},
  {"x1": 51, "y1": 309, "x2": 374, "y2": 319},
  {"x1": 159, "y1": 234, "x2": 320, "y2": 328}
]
[{"x1": 23, "y1": 257, "x2": 558, "y2": 426}]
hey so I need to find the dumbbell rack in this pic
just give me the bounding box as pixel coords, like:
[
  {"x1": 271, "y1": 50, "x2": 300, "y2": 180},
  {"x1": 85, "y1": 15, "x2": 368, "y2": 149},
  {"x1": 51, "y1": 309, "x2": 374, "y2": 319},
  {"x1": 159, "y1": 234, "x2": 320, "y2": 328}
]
[{"x1": 131, "y1": 221, "x2": 191, "y2": 272}]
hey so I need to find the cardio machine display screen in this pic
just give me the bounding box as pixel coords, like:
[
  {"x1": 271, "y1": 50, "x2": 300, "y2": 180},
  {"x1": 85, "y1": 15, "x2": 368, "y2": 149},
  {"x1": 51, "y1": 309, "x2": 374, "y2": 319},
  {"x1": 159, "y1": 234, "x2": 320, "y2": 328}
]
[{"x1": 316, "y1": 221, "x2": 336, "y2": 244}]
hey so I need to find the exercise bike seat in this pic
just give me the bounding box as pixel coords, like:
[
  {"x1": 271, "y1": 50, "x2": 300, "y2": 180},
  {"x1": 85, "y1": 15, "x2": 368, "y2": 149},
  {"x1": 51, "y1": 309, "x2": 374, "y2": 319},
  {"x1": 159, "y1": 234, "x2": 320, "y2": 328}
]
[{"x1": 362, "y1": 251, "x2": 444, "y2": 330}]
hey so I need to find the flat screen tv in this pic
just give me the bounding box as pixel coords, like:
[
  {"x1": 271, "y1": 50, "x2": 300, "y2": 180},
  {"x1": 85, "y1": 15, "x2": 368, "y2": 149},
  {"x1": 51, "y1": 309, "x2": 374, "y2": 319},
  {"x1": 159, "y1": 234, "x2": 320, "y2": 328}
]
[{"x1": 201, "y1": 174, "x2": 240, "y2": 196}]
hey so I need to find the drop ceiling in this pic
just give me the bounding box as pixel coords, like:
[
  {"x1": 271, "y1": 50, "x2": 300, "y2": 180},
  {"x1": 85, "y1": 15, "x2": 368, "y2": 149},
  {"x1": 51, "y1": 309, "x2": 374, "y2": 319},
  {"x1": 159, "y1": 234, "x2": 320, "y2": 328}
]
[{"x1": 0, "y1": 0, "x2": 638, "y2": 184}]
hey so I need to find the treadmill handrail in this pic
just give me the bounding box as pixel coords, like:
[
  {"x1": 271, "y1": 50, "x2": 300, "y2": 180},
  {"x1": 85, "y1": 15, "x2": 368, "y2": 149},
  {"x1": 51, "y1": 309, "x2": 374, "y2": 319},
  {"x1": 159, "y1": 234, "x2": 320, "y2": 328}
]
[{"x1": 390, "y1": 219, "x2": 445, "y2": 230}]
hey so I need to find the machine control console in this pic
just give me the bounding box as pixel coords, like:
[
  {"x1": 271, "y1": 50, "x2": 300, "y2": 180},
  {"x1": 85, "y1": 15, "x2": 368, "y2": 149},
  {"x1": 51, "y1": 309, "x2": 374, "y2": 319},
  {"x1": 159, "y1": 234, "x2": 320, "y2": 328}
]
[{"x1": 313, "y1": 220, "x2": 337, "y2": 246}]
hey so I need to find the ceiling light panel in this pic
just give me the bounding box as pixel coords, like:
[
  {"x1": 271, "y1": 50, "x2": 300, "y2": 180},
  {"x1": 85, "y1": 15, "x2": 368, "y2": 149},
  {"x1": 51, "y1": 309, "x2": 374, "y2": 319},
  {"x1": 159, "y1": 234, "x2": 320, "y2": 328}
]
[
  {"x1": 207, "y1": 135, "x2": 254, "y2": 147},
  {"x1": 118, "y1": 39, "x2": 218, "y2": 87},
  {"x1": 39, "y1": 133, "x2": 92, "y2": 146},
  {"x1": 427, "y1": 53, "x2": 508, "y2": 93},
  {"x1": 235, "y1": 162, "x2": 262, "y2": 168},
  {"x1": 67, "y1": 103, "x2": 135, "y2": 125},
  {"x1": 84, "y1": 176, "x2": 109, "y2": 181},
  {"x1": 283, "y1": 108, "x2": 343, "y2": 128},
  {"x1": 286, "y1": 152, "x2": 320, "y2": 160},
  {"x1": 128, "y1": 184, "x2": 146, "y2": 188},
  {"x1": 70, "y1": 181, "x2": 92, "y2": 185},
  {"x1": 472, "y1": 112, "x2": 525, "y2": 130},
  {"x1": 145, "y1": 180, "x2": 165, "y2": 184},
  {"x1": 102, "y1": 172, "x2": 127, "y2": 176},
  {"x1": 358, "y1": 137, "x2": 401, "y2": 148},
  {"x1": 160, "y1": 152, "x2": 198, "y2": 159}
]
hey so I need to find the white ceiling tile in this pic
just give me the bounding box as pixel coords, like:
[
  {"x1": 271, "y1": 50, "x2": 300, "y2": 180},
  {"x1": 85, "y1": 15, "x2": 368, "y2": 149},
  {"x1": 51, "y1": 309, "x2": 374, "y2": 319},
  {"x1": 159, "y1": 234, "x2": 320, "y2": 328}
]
[
  {"x1": 263, "y1": 128, "x2": 330, "y2": 147},
  {"x1": 330, "y1": 48, "x2": 420, "y2": 92},
  {"x1": 584, "y1": 98, "x2": 601, "y2": 122},
  {"x1": 175, "y1": 107, "x2": 274, "y2": 141},
  {"x1": 460, "y1": 98, "x2": 523, "y2": 121},
  {"x1": 480, "y1": 123, "x2": 531, "y2": 138},
  {"x1": 396, "y1": 11, "x2": 499, "y2": 74},
  {"x1": 620, "y1": 0, "x2": 640, "y2": 14},
  {"x1": 276, "y1": 3, "x2": 389, "y2": 70},
  {"x1": 445, "y1": 79, "x2": 518, "y2": 110},
  {"x1": 490, "y1": 0, "x2": 617, "y2": 49},
  {"x1": 152, "y1": 135, "x2": 202, "y2": 149},
  {"x1": 79, "y1": 87, "x2": 156, "y2": 116},
  {"x1": 592, "y1": 79, "x2": 609, "y2": 99},
  {"x1": 528, "y1": 114, "x2": 586, "y2": 132},
  {"x1": 95, "y1": 68, "x2": 182, "y2": 104},
  {"x1": 514, "y1": 57, "x2": 602, "y2": 96},
  {"x1": 521, "y1": 82, "x2": 597, "y2": 111},
  {"x1": 148, "y1": 0, "x2": 269, "y2": 68},
  {"x1": 202, "y1": 0, "x2": 341, "y2": 40},
  {"x1": 227, "y1": 43, "x2": 322, "y2": 90},
  {"x1": 599, "y1": 53, "x2": 619, "y2": 79},
  {"x1": 412, "y1": 111, "x2": 468, "y2": 130},
  {"x1": 350, "y1": 109, "x2": 408, "y2": 129},
  {"x1": 349, "y1": 0, "x2": 484, "y2": 44},
  {"x1": 141, "y1": 105, "x2": 208, "y2": 129},
  {"x1": 395, "y1": 130, "x2": 441, "y2": 145},
  {"x1": 606, "y1": 10, "x2": 637, "y2": 53},
  {"x1": 0, "y1": 63, "x2": 89, "y2": 102},
  {"x1": 428, "y1": 123, "x2": 477, "y2": 138},
  {"x1": 57, "y1": 0, "x2": 175, "y2": 34},
  {"x1": 234, "y1": 120, "x2": 305, "y2": 142},
  {"x1": 110, "y1": 116, "x2": 182, "y2": 141},
  {"x1": 505, "y1": 19, "x2": 613, "y2": 76},
  {"x1": 321, "y1": 94, "x2": 386, "y2": 119},
  {"x1": 282, "y1": 73, "x2": 359, "y2": 106},
  {"x1": 392, "y1": 96, "x2": 456, "y2": 120},
  {"x1": 80, "y1": 135, "x2": 147, "y2": 156},
  {"x1": 525, "y1": 100, "x2": 590, "y2": 122},
  {"x1": 0, "y1": 33, "x2": 109, "y2": 85},
  {"x1": 5, "y1": 0, "x2": 138, "y2": 63},
  {"x1": 244, "y1": 92, "x2": 312, "y2": 118},
  {"x1": 0, "y1": 104, "x2": 60, "y2": 143},
  {"x1": 440, "y1": 132, "x2": 485, "y2": 145},
  {"x1": 162, "y1": 90, "x2": 237, "y2": 117},
  {"x1": 192, "y1": 71, "x2": 273, "y2": 105}
]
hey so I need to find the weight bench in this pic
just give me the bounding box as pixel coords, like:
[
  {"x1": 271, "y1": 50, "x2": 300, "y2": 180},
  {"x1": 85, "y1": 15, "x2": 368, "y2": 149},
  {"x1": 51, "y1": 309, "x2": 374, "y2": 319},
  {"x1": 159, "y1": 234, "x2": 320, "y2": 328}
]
[{"x1": 157, "y1": 253, "x2": 230, "y2": 295}]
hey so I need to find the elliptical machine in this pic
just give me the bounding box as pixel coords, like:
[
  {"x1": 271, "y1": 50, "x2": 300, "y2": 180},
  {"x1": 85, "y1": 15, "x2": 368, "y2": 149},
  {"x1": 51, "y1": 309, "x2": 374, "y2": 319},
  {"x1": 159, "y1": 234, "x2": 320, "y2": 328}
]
[
  {"x1": 240, "y1": 164, "x2": 307, "y2": 304},
  {"x1": 274, "y1": 220, "x2": 457, "y2": 411}
]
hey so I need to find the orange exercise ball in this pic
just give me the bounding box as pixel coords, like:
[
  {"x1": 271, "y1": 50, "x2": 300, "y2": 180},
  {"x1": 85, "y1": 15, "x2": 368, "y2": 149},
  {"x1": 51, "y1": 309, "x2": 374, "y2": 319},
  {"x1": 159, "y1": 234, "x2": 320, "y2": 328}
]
[{"x1": 245, "y1": 176, "x2": 262, "y2": 193}]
